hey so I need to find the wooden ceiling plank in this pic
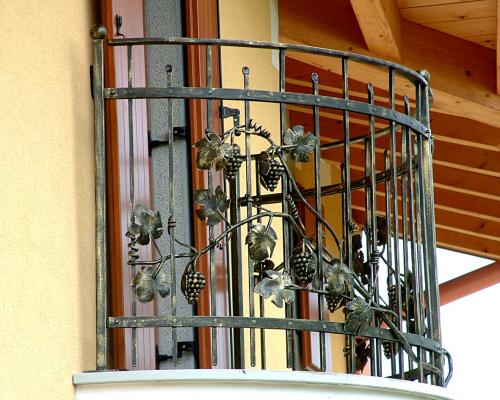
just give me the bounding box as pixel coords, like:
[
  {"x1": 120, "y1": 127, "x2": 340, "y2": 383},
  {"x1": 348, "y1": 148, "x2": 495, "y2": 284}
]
[
  {"x1": 348, "y1": 190, "x2": 500, "y2": 242},
  {"x1": 285, "y1": 58, "x2": 500, "y2": 149},
  {"x1": 462, "y1": 33, "x2": 496, "y2": 49},
  {"x1": 288, "y1": 108, "x2": 500, "y2": 178},
  {"x1": 496, "y1": 0, "x2": 500, "y2": 94},
  {"x1": 399, "y1": 1, "x2": 495, "y2": 24},
  {"x1": 349, "y1": 0, "x2": 402, "y2": 60},
  {"x1": 425, "y1": 16, "x2": 496, "y2": 38},
  {"x1": 398, "y1": 0, "x2": 478, "y2": 8},
  {"x1": 351, "y1": 204, "x2": 500, "y2": 259},
  {"x1": 279, "y1": 0, "x2": 500, "y2": 128}
]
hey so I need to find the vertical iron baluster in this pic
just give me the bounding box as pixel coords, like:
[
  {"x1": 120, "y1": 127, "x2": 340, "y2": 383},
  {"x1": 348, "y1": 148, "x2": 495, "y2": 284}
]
[
  {"x1": 389, "y1": 67, "x2": 404, "y2": 379},
  {"x1": 279, "y1": 49, "x2": 294, "y2": 369},
  {"x1": 405, "y1": 97, "x2": 424, "y2": 382},
  {"x1": 400, "y1": 97, "x2": 412, "y2": 373},
  {"x1": 165, "y1": 65, "x2": 178, "y2": 365},
  {"x1": 90, "y1": 25, "x2": 108, "y2": 371},
  {"x1": 367, "y1": 84, "x2": 382, "y2": 376},
  {"x1": 229, "y1": 149, "x2": 244, "y2": 369},
  {"x1": 420, "y1": 76, "x2": 443, "y2": 385},
  {"x1": 206, "y1": 45, "x2": 218, "y2": 367},
  {"x1": 127, "y1": 44, "x2": 138, "y2": 369},
  {"x1": 364, "y1": 138, "x2": 375, "y2": 376},
  {"x1": 342, "y1": 57, "x2": 356, "y2": 374},
  {"x1": 384, "y1": 151, "x2": 396, "y2": 376},
  {"x1": 254, "y1": 161, "x2": 266, "y2": 370},
  {"x1": 415, "y1": 95, "x2": 432, "y2": 382},
  {"x1": 242, "y1": 66, "x2": 256, "y2": 367},
  {"x1": 340, "y1": 164, "x2": 350, "y2": 373},
  {"x1": 414, "y1": 82, "x2": 427, "y2": 382},
  {"x1": 312, "y1": 73, "x2": 326, "y2": 371}
]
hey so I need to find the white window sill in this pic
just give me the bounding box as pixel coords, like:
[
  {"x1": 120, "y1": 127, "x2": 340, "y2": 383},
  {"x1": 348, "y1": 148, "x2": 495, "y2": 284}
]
[{"x1": 73, "y1": 369, "x2": 457, "y2": 400}]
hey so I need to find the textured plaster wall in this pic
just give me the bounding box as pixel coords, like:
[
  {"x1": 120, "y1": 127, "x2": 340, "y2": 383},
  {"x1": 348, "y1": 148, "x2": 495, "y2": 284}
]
[{"x1": 0, "y1": 1, "x2": 96, "y2": 399}]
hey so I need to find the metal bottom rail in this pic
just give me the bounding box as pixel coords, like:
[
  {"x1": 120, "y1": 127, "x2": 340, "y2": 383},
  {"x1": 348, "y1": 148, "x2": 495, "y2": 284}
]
[{"x1": 108, "y1": 315, "x2": 441, "y2": 353}]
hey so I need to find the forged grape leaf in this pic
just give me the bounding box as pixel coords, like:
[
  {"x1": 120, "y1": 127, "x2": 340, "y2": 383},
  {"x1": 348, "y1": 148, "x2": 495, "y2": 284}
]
[
  {"x1": 345, "y1": 297, "x2": 373, "y2": 334},
  {"x1": 133, "y1": 267, "x2": 171, "y2": 303},
  {"x1": 283, "y1": 125, "x2": 318, "y2": 162},
  {"x1": 245, "y1": 224, "x2": 277, "y2": 262},
  {"x1": 128, "y1": 205, "x2": 164, "y2": 245},
  {"x1": 133, "y1": 268, "x2": 155, "y2": 303},
  {"x1": 194, "y1": 132, "x2": 232, "y2": 170},
  {"x1": 194, "y1": 186, "x2": 230, "y2": 226},
  {"x1": 257, "y1": 151, "x2": 272, "y2": 175},
  {"x1": 254, "y1": 270, "x2": 294, "y2": 308},
  {"x1": 154, "y1": 267, "x2": 171, "y2": 298},
  {"x1": 325, "y1": 259, "x2": 354, "y2": 296}
]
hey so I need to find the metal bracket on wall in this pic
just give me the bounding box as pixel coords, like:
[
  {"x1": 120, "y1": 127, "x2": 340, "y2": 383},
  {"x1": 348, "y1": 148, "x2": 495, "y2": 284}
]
[
  {"x1": 220, "y1": 106, "x2": 240, "y2": 128},
  {"x1": 148, "y1": 127, "x2": 189, "y2": 157},
  {"x1": 89, "y1": 65, "x2": 94, "y2": 98},
  {"x1": 115, "y1": 14, "x2": 125, "y2": 38}
]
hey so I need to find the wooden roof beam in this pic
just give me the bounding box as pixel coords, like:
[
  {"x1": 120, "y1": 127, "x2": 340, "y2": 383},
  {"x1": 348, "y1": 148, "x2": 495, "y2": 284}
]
[
  {"x1": 280, "y1": 0, "x2": 500, "y2": 128},
  {"x1": 439, "y1": 261, "x2": 500, "y2": 305},
  {"x1": 349, "y1": 0, "x2": 402, "y2": 60}
]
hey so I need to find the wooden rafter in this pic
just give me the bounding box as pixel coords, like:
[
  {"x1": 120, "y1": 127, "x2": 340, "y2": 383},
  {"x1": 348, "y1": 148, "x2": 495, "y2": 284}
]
[
  {"x1": 350, "y1": 0, "x2": 402, "y2": 60},
  {"x1": 439, "y1": 261, "x2": 500, "y2": 305}
]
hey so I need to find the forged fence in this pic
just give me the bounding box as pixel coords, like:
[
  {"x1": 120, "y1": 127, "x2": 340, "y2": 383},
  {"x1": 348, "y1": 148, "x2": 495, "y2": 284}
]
[{"x1": 90, "y1": 24, "x2": 452, "y2": 386}]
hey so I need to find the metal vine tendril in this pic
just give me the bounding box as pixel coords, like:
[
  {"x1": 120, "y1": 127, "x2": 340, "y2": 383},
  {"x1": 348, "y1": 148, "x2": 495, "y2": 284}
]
[{"x1": 124, "y1": 118, "x2": 424, "y2": 363}]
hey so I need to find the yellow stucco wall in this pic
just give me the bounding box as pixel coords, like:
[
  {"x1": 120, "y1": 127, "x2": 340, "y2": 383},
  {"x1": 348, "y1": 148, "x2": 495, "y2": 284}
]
[
  {"x1": 0, "y1": 2, "x2": 96, "y2": 399},
  {"x1": 219, "y1": 0, "x2": 286, "y2": 370},
  {"x1": 219, "y1": 0, "x2": 347, "y2": 372}
]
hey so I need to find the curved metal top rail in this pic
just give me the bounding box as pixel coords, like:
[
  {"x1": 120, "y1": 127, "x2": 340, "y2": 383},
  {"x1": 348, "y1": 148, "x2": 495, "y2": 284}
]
[
  {"x1": 104, "y1": 86, "x2": 429, "y2": 136},
  {"x1": 107, "y1": 36, "x2": 429, "y2": 87}
]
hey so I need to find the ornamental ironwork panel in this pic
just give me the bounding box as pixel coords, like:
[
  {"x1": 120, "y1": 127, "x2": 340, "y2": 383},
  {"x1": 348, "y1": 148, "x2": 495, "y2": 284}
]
[{"x1": 90, "y1": 25, "x2": 452, "y2": 386}]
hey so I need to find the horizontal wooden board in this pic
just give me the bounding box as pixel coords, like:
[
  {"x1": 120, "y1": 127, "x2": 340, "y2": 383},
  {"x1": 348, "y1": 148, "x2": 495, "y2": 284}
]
[
  {"x1": 398, "y1": 0, "x2": 495, "y2": 49},
  {"x1": 397, "y1": 0, "x2": 486, "y2": 8},
  {"x1": 463, "y1": 33, "x2": 496, "y2": 49},
  {"x1": 399, "y1": 0, "x2": 495, "y2": 23},
  {"x1": 426, "y1": 16, "x2": 496, "y2": 37}
]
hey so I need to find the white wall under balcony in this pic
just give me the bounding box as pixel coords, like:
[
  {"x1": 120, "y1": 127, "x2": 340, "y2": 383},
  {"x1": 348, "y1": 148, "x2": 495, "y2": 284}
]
[{"x1": 73, "y1": 370, "x2": 456, "y2": 400}]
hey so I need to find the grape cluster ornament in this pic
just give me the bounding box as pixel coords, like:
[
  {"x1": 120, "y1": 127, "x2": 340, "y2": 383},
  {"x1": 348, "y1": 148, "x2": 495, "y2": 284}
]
[{"x1": 181, "y1": 269, "x2": 207, "y2": 304}]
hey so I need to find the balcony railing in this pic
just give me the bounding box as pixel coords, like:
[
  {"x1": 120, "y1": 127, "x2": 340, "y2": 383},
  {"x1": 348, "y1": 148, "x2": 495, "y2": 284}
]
[{"x1": 90, "y1": 25, "x2": 452, "y2": 387}]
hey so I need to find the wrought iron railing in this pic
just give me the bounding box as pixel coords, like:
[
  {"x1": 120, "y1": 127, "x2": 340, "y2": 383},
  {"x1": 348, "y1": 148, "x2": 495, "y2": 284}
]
[{"x1": 90, "y1": 25, "x2": 452, "y2": 386}]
